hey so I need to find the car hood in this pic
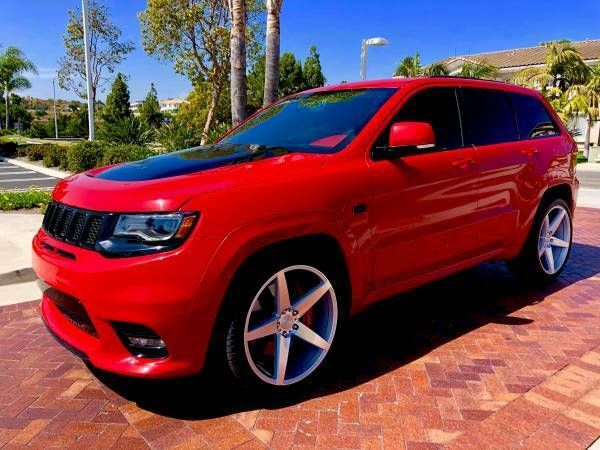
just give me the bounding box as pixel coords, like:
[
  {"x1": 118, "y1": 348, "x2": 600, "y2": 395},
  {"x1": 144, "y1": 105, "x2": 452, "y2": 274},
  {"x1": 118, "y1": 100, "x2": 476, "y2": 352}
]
[{"x1": 52, "y1": 144, "x2": 326, "y2": 212}]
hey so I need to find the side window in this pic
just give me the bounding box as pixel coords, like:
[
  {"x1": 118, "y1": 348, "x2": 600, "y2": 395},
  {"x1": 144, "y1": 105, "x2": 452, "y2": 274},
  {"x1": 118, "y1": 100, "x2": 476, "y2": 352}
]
[
  {"x1": 508, "y1": 93, "x2": 560, "y2": 139},
  {"x1": 386, "y1": 88, "x2": 463, "y2": 151},
  {"x1": 461, "y1": 88, "x2": 519, "y2": 146}
]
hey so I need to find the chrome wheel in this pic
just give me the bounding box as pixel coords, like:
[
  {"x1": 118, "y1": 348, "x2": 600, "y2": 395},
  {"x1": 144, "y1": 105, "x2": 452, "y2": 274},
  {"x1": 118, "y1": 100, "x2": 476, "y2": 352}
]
[
  {"x1": 538, "y1": 205, "x2": 571, "y2": 275},
  {"x1": 243, "y1": 265, "x2": 338, "y2": 386}
]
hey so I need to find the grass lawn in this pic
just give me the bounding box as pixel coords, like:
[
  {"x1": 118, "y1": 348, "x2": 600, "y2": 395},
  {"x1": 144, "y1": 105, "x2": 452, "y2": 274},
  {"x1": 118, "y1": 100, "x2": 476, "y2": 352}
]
[{"x1": 0, "y1": 134, "x2": 77, "y2": 146}]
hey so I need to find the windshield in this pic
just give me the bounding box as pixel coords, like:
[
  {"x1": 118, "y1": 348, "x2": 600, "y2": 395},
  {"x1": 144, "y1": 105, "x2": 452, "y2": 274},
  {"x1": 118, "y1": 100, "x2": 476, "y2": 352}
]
[{"x1": 221, "y1": 88, "x2": 397, "y2": 153}]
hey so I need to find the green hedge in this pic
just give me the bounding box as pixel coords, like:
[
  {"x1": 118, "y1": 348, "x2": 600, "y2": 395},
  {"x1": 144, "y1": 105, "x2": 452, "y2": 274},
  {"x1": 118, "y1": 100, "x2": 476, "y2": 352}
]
[
  {"x1": 43, "y1": 145, "x2": 68, "y2": 169},
  {"x1": 0, "y1": 189, "x2": 51, "y2": 211},
  {"x1": 66, "y1": 141, "x2": 107, "y2": 172},
  {"x1": 24, "y1": 144, "x2": 46, "y2": 161},
  {"x1": 102, "y1": 144, "x2": 155, "y2": 165}
]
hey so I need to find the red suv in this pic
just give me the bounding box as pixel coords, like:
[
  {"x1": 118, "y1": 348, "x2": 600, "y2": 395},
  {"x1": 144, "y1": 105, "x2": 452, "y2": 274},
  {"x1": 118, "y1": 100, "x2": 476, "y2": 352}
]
[{"x1": 33, "y1": 77, "x2": 578, "y2": 388}]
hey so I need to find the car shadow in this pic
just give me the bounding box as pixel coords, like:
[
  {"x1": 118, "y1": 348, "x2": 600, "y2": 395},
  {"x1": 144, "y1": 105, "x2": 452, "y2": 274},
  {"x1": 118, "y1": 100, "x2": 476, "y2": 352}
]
[{"x1": 91, "y1": 242, "x2": 600, "y2": 420}]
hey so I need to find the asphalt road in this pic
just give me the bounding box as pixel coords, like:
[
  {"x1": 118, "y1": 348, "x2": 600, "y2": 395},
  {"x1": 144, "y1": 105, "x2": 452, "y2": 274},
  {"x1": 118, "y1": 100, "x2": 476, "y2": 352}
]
[{"x1": 0, "y1": 161, "x2": 59, "y2": 191}]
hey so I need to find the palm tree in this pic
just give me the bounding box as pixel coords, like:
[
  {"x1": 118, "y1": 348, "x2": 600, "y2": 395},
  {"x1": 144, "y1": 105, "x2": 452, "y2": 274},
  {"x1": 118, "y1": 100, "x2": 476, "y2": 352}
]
[
  {"x1": 263, "y1": 0, "x2": 283, "y2": 106},
  {"x1": 0, "y1": 47, "x2": 37, "y2": 129},
  {"x1": 563, "y1": 65, "x2": 600, "y2": 156},
  {"x1": 513, "y1": 40, "x2": 589, "y2": 92},
  {"x1": 228, "y1": 0, "x2": 247, "y2": 125},
  {"x1": 458, "y1": 61, "x2": 498, "y2": 79},
  {"x1": 423, "y1": 61, "x2": 449, "y2": 76},
  {"x1": 393, "y1": 53, "x2": 422, "y2": 77}
]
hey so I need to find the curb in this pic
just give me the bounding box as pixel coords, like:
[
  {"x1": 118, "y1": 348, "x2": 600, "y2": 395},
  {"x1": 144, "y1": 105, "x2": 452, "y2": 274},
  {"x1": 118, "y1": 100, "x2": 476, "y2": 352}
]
[
  {"x1": 0, "y1": 156, "x2": 70, "y2": 179},
  {"x1": 0, "y1": 268, "x2": 37, "y2": 286}
]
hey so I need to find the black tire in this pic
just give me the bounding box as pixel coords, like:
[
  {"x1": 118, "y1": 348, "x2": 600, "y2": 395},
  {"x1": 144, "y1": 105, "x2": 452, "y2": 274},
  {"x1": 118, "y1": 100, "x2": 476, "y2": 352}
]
[
  {"x1": 215, "y1": 249, "x2": 348, "y2": 392},
  {"x1": 507, "y1": 198, "x2": 573, "y2": 284}
]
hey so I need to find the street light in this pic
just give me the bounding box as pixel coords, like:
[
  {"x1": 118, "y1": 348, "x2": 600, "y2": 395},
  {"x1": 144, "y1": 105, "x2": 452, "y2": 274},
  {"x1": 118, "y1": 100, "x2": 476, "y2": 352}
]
[
  {"x1": 360, "y1": 37, "x2": 389, "y2": 81},
  {"x1": 52, "y1": 78, "x2": 59, "y2": 139},
  {"x1": 82, "y1": 0, "x2": 94, "y2": 141}
]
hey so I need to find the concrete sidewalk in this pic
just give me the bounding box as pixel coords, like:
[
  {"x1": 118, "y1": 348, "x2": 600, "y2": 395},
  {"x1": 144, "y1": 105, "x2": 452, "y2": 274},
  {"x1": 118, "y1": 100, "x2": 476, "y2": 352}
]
[{"x1": 0, "y1": 213, "x2": 43, "y2": 305}]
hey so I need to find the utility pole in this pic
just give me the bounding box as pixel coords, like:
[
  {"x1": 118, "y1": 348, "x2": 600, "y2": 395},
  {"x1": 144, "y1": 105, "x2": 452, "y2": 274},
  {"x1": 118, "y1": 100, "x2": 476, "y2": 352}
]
[
  {"x1": 52, "y1": 79, "x2": 59, "y2": 139},
  {"x1": 82, "y1": 0, "x2": 95, "y2": 140}
]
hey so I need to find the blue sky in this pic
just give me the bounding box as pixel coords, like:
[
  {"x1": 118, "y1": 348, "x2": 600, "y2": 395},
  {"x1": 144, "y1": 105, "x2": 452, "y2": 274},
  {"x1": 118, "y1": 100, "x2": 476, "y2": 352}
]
[{"x1": 2, "y1": 0, "x2": 600, "y2": 102}]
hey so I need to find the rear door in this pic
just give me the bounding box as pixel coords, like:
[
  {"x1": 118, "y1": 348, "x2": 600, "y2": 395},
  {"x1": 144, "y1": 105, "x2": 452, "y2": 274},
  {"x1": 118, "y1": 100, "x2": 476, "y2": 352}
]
[
  {"x1": 368, "y1": 86, "x2": 481, "y2": 288},
  {"x1": 460, "y1": 87, "x2": 526, "y2": 250}
]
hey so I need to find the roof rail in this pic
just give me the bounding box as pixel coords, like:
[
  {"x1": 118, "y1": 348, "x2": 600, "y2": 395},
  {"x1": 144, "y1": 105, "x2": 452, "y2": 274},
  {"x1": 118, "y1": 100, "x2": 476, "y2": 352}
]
[{"x1": 427, "y1": 75, "x2": 511, "y2": 85}]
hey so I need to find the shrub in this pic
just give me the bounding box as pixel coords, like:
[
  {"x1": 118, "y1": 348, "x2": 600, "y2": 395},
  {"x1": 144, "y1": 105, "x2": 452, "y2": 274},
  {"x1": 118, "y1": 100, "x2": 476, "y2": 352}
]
[
  {"x1": 0, "y1": 141, "x2": 18, "y2": 158},
  {"x1": 24, "y1": 144, "x2": 46, "y2": 161},
  {"x1": 98, "y1": 116, "x2": 154, "y2": 146},
  {"x1": 0, "y1": 129, "x2": 13, "y2": 137},
  {"x1": 42, "y1": 145, "x2": 68, "y2": 169},
  {"x1": 102, "y1": 144, "x2": 155, "y2": 165},
  {"x1": 66, "y1": 141, "x2": 106, "y2": 172},
  {"x1": 0, "y1": 189, "x2": 51, "y2": 211},
  {"x1": 156, "y1": 121, "x2": 200, "y2": 152}
]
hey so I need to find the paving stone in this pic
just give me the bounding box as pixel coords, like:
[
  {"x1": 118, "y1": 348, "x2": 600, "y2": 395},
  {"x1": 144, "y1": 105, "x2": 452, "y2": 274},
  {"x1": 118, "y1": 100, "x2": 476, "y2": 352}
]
[{"x1": 0, "y1": 207, "x2": 599, "y2": 448}]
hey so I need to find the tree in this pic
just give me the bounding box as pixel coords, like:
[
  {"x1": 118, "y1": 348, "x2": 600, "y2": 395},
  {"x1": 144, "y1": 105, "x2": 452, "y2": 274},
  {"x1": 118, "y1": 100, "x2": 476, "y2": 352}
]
[
  {"x1": 263, "y1": 0, "x2": 283, "y2": 106},
  {"x1": 458, "y1": 61, "x2": 498, "y2": 79},
  {"x1": 563, "y1": 65, "x2": 600, "y2": 156},
  {"x1": 177, "y1": 82, "x2": 230, "y2": 137},
  {"x1": 303, "y1": 45, "x2": 325, "y2": 89},
  {"x1": 140, "y1": 0, "x2": 230, "y2": 144},
  {"x1": 0, "y1": 47, "x2": 37, "y2": 129},
  {"x1": 139, "y1": 83, "x2": 163, "y2": 127},
  {"x1": 247, "y1": 54, "x2": 265, "y2": 112},
  {"x1": 58, "y1": 0, "x2": 134, "y2": 108},
  {"x1": 423, "y1": 61, "x2": 449, "y2": 76},
  {"x1": 513, "y1": 40, "x2": 589, "y2": 93},
  {"x1": 0, "y1": 94, "x2": 33, "y2": 130},
  {"x1": 228, "y1": 0, "x2": 247, "y2": 125},
  {"x1": 102, "y1": 73, "x2": 131, "y2": 124},
  {"x1": 393, "y1": 53, "x2": 422, "y2": 78},
  {"x1": 278, "y1": 52, "x2": 304, "y2": 96}
]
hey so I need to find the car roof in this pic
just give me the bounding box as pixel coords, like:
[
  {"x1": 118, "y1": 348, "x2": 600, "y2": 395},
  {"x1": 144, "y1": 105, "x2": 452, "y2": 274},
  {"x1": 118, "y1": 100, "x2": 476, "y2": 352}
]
[{"x1": 306, "y1": 77, "x2": 540, "y2": 96}]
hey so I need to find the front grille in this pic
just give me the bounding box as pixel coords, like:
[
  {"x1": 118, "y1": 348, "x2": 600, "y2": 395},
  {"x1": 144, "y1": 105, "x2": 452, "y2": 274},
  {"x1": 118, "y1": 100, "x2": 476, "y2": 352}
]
[
  {"x1": 43, "y1": 202, "x2": 109, "y2": 250},
  {"x1": 46, "y1": 287, "x2": 97, "y2": 337}
]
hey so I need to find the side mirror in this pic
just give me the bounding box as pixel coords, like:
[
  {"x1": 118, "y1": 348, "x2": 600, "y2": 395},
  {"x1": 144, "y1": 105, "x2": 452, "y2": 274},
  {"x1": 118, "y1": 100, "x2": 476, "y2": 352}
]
[
  {"x1": 389, "y1": 121, "x2": 435, "y2": 149},
  {"x1": 373, "y1": 121, "x2": 436, "y2": 160}
]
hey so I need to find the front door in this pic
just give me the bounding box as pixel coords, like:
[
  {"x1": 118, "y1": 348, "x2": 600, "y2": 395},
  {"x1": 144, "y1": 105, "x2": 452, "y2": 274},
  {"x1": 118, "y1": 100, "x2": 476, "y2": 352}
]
[{"x1": 368, "y1": 86, "x2": 481, "y2": 288}]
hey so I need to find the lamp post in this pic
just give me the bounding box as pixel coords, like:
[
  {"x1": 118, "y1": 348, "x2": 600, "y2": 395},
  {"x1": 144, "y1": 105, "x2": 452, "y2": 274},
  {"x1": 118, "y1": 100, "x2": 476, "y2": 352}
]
[
  {"x1": 360, "y1": 37, "x2": 389, "y2": 81},
  {"x1": 82, "y1": 0, "x2": 94, "y2": 140},
  {"x1": 52, "y1": 78, "x2": 59, "y2": 139}
]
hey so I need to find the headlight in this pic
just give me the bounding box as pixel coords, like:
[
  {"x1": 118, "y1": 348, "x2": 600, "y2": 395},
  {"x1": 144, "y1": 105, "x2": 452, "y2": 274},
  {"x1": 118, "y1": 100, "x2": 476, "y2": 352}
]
[
  {"x1": 114, "y1": 214, "x2": 187, "y2": 242},
  {"x1": 97, "y1": 212, "x2": 198, "y2": 257}
]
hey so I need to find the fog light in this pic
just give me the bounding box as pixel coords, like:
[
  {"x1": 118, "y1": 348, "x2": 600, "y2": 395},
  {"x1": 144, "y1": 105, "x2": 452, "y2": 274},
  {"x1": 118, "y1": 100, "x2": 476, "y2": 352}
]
[
  {"x1": 126, "y1": 336, "x2": 165, "y2": 349},
  {"x1": 112, "y1": 322, "x2": 168, "y2": 358}
]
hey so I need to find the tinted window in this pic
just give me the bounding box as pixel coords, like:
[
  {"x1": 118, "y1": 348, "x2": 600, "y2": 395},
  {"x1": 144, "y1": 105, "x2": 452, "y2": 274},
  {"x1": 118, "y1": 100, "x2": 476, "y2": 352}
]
[
  {"x1": 509, "y1": 93, "x2": 560, "y2": 139},
  {"x1": 222, "y1": 88, "x2": 396, "y2": 153},
  {"x1": 391, "y1": 88, "x2": 463, "y2": 150},
  {"x1": 462, "y1": 88, "x2": 518, "y2": 146}
]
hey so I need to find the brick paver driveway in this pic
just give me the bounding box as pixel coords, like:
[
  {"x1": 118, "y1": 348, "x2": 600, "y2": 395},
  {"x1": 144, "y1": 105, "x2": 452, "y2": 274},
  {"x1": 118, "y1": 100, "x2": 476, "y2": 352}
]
[{"x1": 1, "y1": 209, "x2": 600, "y2": 449}]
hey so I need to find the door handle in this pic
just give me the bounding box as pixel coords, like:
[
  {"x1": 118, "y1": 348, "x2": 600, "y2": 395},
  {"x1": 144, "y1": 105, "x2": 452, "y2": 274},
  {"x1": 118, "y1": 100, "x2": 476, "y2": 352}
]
[
  {"x1": 452, "y1": 157, "x2": 475, "y2": 169},
  {"x1": 521, "y1": 148, "x2": 539, "y2": 157}
]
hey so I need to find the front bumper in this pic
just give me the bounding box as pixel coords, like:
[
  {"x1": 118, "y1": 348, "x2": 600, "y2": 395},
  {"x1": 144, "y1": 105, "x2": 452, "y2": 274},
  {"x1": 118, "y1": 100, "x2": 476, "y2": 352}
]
[{"x1": 33, "y1": 229, "x2": 222, "y2": 378}]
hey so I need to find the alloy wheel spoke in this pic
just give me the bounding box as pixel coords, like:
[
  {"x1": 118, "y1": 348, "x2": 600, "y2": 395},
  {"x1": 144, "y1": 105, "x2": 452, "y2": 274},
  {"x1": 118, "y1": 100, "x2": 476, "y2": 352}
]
[
  {"x1": 274, "y1": 333, "x2": 290, "y2": 384},
  {"x1": 544, "y1": 247, "x2": 555, "y2": 273},
  {"x1": 543, "y1": 215, "x2": 550, "y2": 234},
  {"x1": 550, "y1": 237, "x2": 569, "y2": 248},
  {"x1": 293, "y1": 280, "x2": 332, "y2": 317},
  {"x1": 538, "y1": 240, "x2": 547, "y2": 257},
  {"x1": 548, "y1": 209, "x2": 566, "y2": 235},
  {"x1": 275, "y1": 271, "x2": 291, "y2": 314},
  {"x1": 294, "y1": 323, "x2": 330, "y2": 351},
  {"x1": 246, "y1": 317, "x2": 278, "y2": 341}
]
